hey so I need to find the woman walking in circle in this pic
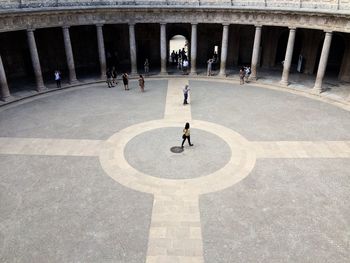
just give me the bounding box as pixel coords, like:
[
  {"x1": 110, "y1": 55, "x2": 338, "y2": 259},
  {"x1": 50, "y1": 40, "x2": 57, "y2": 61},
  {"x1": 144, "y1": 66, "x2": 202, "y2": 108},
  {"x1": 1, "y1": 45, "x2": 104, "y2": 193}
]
[
  {"x1": 139, "y1": 74, "x2": 145, "y2": 92},
  {"x1": 181, "y1": 122, "x2": 194, "y2": 148},
  {"x1": 122, "y1": 73, "x2": 129, "y2": 90}
]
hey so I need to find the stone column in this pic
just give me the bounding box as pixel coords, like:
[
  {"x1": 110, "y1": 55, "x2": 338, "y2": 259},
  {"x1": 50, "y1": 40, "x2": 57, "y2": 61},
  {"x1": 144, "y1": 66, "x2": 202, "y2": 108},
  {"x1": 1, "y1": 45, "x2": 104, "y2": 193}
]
[
  {"x1": 280, "y1": 27, "x2": 296, "y2": 85},
  {"x1": 160, "y1": 23, "x2": 167, "y2": 75},
  {"x1": 27, "y1": 29, "x2": 45, "y2": 91},
  {"x1": 313, "y1": 31, "x2": 333, "y2": 92},
  {"x1": 129, "y1": 23, "x2": 137, "y2": 75},
  {"x1": 96, "y1": 24, "x2": 106, "y2": 80},
  {"x1": 250, "y1": 25, "x2": 262, "y2": 81},
  {"x1": 190, "y1": 23, "x2": 198, "y2": 75},
  {"x1": 219, "y1": 24, "x2": 229, "y2": 76},
  {"x1": 62, "y1": 26, "x2": 78, "y2": 84},
  {"x1": 0, "y1": 54, "x2": 10, "y2": 101}
]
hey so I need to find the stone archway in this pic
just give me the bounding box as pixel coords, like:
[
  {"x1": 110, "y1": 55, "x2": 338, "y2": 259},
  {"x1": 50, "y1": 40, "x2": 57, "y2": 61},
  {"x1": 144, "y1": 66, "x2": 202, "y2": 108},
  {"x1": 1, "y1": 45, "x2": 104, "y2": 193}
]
[{"x1": 168, "y1": 35, "x2": 188, "y2": 64}]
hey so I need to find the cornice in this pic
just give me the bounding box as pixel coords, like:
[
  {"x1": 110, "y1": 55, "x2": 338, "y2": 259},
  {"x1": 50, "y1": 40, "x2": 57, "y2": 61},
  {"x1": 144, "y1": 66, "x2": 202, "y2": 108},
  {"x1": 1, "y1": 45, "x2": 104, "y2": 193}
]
[{"x1": 0, "y1": 7, "x2": 349, "y2": 33}]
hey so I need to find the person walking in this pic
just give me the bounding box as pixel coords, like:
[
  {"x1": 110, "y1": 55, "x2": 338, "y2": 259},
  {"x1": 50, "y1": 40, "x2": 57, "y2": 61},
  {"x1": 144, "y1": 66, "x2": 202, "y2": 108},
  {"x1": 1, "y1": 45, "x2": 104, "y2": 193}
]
[
  {"x1": 106, "y1": 68, "x2": 113, "y2": 88},
  {"x1": 111, "y1": 67, "x2": 117, "y2": 86},
  {"x1": 122, "y1": 73, "x2": 129, "y2": 90},
  {"x1": 144, "y1": 59, "x2": 149, "y2": 74},
  {"x1": 181, "y1": 122, "x2": 194, "y2": 148},
  {"x1": 54, "y1": 70, "x2": 61, "y2": 88},
  {"x1": 207, "y1": 59, "x2": 213, "y2": 76},
  {"x1": 239, "y1": 67, "x2": 245, "y2": 85},
  {"x1": 183, "y1": 85, "x2": 190, "y2": 105},
  {"x1": 139, "y1": 74, "x2": 145, "y2": 92}
]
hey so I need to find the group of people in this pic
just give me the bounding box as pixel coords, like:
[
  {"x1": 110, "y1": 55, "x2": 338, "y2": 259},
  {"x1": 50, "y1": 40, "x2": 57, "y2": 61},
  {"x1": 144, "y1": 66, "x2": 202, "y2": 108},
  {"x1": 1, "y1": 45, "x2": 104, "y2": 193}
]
[
  {"x1": 106, "y1": 67, "x2": 118, "y2": 88},
  {"x1": 171, "y1": 48, "x2": 189, "y2": 75},
  {"x1": 106, "y1": 69, "x2": 145, "y2": 92},
  {"x1": 239, "y1": 66, "x2": 251, "y2": 85}
]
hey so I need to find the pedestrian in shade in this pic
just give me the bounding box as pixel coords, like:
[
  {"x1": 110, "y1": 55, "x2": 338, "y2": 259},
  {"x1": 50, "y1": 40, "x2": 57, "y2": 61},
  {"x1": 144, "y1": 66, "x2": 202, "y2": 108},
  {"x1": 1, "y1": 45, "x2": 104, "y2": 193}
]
[
  {"x1": 183, "y1": 85, "x2": 190, "y2": 105},
  {"x1": 54, "y1": 70, "x2": 61, "y2": 88},
  {"x1": 106, "y1": 68, "x2": 113, "y2": 88},
  {"x1": 111, "y1": 67, "x2": 117, "y2": 86},
  {"x1": 181, "y1": 122, "x2": 194, "y2": 148},
  {"x1": 122, "y1": 73, "x2": 129, "y2": 90},
  {"x1": 144, "y1": 59, "x2": 149, "y2": 74},
  {"x1": 139, "y1": 74, "x2": 145, "y2": 92},
  {"x1": 239, "y1": 67, "x2": 245, "y2": 85},
  {"x1": 207, "y1": 58, "x2": 214, "y2": 76}
]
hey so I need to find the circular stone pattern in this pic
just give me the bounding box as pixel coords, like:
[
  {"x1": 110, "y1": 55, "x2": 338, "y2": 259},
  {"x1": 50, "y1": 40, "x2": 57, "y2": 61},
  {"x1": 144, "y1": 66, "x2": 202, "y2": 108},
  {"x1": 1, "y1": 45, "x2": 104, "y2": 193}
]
[{"x1": 124, "y1": 128, "x2": 231, "y2": 179}]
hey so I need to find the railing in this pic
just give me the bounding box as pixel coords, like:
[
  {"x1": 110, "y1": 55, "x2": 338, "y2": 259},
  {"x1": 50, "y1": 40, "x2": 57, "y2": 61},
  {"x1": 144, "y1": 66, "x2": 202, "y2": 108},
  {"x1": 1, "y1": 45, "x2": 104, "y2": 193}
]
[{"x1": 0, "y1": 0, "x2": 349, "y2": 11}]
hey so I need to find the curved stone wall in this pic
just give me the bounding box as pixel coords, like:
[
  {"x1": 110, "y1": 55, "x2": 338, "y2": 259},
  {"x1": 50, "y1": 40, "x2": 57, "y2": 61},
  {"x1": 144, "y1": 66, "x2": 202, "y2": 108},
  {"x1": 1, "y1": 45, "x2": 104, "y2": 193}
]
[
  {"x1": 0, "y1": 7, "x2": 349, "y2": 34},
  {"x1": 0, "y1": 0, "x2": 349, "y2": 11},
  {"x1": 0, "y1": 0, "x2": 349, "y2": 103}
]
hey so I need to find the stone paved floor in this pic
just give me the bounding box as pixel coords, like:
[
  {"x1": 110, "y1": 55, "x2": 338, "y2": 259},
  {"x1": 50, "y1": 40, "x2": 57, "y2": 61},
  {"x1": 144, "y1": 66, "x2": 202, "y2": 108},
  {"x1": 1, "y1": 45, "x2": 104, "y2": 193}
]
[{"x1": 0, "y1": 78, "x2": 349, "y2": 262}]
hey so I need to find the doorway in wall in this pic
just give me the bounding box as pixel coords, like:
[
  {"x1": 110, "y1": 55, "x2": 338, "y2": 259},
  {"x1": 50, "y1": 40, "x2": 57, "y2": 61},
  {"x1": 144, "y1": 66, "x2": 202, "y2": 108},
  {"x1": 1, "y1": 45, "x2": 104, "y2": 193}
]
[{"x1": 169, "y1": 35, "x2": 188, "y2": 66}]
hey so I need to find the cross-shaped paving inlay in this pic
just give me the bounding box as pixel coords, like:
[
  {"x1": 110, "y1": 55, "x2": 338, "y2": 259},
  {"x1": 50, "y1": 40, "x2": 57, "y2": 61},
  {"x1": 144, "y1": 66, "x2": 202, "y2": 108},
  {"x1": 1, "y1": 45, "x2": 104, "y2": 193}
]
[{"x1": 0, "y1": 79, "x2": 350, "y2": 263}]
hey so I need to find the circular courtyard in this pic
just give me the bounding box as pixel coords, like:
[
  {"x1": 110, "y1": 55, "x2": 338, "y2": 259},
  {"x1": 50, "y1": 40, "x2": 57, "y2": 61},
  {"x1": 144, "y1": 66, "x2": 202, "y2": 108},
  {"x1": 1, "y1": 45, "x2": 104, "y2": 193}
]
[{"x1": 0, "y1": 78, "x2": 349, "y2": 262}]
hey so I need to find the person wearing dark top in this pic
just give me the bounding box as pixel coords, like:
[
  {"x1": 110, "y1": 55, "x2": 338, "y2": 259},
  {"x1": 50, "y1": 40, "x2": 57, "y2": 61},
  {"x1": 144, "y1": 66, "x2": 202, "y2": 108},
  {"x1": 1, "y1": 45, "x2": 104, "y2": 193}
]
[
  {"x1": 181, "y1": 122, "x2": 194, "y2": 148},
  {"x1": 106, "y1": 69, "x2": 113, "y2": 88},
  {"x1": 122, "y1": 73, "x2": 129, "y2": 90},
  {"x1": 111, "y1": 67, "x2": 117, "y2": 85}
]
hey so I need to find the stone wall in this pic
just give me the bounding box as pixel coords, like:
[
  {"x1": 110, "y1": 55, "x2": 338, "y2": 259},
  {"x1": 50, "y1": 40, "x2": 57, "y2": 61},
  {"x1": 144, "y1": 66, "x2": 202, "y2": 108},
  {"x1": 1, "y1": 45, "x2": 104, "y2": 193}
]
[{"x1": 0, "y1": 0, "x2": 349, "y2": 10}]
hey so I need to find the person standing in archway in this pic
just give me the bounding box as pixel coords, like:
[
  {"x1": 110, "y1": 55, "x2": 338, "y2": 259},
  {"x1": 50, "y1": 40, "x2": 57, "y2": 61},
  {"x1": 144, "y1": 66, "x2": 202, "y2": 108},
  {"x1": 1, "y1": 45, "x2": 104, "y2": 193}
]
[
  {"x1": 122, "y1": 73, "x2": 129, "y2": 90},
  {"x1": 181, "y1": 122, "x2": 194, "y2": 148},
  {"x1": 144, "y1": 59, "x2": 149, "y2": 74}
]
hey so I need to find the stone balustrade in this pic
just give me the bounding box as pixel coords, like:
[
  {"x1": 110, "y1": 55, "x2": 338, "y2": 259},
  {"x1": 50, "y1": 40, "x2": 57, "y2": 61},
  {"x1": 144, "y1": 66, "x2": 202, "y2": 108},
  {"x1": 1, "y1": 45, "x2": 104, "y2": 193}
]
[{"x1": 0, "y1": 0, "x2": 349, "y2": 11}]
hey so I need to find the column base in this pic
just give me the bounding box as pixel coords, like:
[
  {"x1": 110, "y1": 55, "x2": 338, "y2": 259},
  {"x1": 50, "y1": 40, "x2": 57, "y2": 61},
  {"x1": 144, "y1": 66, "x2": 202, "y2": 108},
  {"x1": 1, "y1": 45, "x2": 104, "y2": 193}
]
[
  {"x1": 129, "y1": 72, "x2": 140, "y2": 78},
  {"x1": 249, "y1": 76, "x2": 258, "y2": 81},
  {"x1": 159, "y1": 71, "x2": 168, "y2": 76},
  {"x1": 36, "y1": 85, "x2": 47, "y2": 92},
  {"x1": 69, "y1": 79, "x2": 79, "y2": 85},
  {"x1": 1, "y1": 95, "x2": 12, "y2": 102},
  {"x1": 218, "y1": 72, "x2": 227, "y2": 77},
  {"x1": 312, "y1": 86, "x2": 323, "y2": 94},
  {"x1": 279, "y1": 80, "x2": 289, "y2": 86},
  {"x1": 189, "y1": 71, "x2": 197, "y2": 76}
]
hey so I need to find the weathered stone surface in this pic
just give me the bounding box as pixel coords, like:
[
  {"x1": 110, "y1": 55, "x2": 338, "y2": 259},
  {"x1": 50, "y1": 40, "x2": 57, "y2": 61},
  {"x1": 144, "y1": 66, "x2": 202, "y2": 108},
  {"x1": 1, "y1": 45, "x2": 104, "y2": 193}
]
[{"x1": 0, "y1": 7, "x2": 349, "y2": 34}]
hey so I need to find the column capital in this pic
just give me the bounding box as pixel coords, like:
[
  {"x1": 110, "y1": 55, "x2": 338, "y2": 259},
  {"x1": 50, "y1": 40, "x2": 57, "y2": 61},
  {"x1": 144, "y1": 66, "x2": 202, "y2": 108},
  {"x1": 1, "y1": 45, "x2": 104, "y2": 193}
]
[
  {"x1": 128, "y1": 23, "x2": 136, "y2": 27},
  {"x1": 96, "y1": 23, "x2": 104, "y2": 27},
  {"x1": 254, "y1": 25, "x2": 263, "y2": 29},
  {"x1": 288, "y1": 27, "x2": 297, "y2": 30},
  {"x1": 62, "y1": 25, "x2": 70, "y2": 29},
  {"x1": 222, "y1": 23, "x2": 230, "y2": 27},
  {"x1": 324, "y1": 30, "x2": 333, "y2": 35},
  {"x1": 26, "y1": 28, "x2": 35, "y2": 32},
  {"x1": 191, "y1": 23, "x2": 198, "y2": 26},
  {"x1": 160, "y1": 22, "x2": 167, "y2": 26}
]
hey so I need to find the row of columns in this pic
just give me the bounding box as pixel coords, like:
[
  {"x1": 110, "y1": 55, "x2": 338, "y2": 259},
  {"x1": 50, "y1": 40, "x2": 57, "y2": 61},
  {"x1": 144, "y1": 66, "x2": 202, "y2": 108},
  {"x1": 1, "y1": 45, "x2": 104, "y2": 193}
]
[{"x1": 0, "y1": 23, "x2": 335, "y2": 101}]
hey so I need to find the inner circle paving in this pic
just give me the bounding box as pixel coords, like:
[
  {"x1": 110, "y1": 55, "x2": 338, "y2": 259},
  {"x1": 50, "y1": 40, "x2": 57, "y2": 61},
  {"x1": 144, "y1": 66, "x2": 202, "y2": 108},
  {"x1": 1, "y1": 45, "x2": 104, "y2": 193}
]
[
  {"x1": 0, "y1": 78, "x2": 349, "y2": 262},
  {"x1": 124, "y1": 127, "x2": 231, "y2": 179}
]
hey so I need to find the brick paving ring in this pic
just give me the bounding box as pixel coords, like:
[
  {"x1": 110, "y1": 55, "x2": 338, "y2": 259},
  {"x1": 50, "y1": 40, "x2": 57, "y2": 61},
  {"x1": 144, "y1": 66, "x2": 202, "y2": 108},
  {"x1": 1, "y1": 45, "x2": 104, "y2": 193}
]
[{"x1": 99, "y1": 119, "x2": 256, "y2": 195}]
